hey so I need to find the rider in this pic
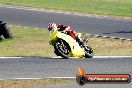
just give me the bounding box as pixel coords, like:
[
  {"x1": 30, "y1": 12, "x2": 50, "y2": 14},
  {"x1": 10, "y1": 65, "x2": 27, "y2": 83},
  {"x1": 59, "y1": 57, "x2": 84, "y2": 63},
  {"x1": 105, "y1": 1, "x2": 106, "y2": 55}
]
[{"x1": 48, "y1": 22, "x2": 84, "y2": 46}]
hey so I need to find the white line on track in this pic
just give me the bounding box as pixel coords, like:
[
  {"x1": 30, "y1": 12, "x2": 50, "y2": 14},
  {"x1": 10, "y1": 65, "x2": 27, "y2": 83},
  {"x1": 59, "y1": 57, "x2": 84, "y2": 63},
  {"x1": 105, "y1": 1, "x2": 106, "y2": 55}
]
[
  {"x1": 0, "y1": 57, "x2": 22, "y2": 59},
  {"x1": 16, "y1": 26, "x2": 22, "y2": 28},
  {"x1": 0, "y1": 77, "x2": 76, "y2": 80},
  {"x1": 51, "y1": 56, "x2": 132, "y2": 59},
  {"x1": 8, "y1": 24, "x2": 45, "y2": 30},
  {"x1": 45, "y1": 77, "x2": 76, "y2": 79},
  {"x1": 0, "y1": 56, "x2": 132, "y2": 59},
  {"x1": 34, "y1": 28, "x2": 39, "y2": 30},
  {"x1": 0, "y1": 56, "x2": 132, "y2": 80},
  {"x1": 23, "y1": 27, "x2": 29, "y2": 29},
  {"x1": 93, "y1": 56, "x2": 132, "y2": 58}
]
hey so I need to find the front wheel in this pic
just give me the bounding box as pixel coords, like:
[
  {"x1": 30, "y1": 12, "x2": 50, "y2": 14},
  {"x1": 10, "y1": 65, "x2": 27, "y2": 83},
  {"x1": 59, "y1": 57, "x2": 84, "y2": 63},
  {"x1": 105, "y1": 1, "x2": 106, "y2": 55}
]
[
  {"x1": 84, "y1": 46, "x2": 93, "y2": 58},
  {"x1": 54, "y1": 50, "x2": 61, "y2": 56},
  {"x1": 54, "y1": 39, "x2": 71, "y2": 59}
]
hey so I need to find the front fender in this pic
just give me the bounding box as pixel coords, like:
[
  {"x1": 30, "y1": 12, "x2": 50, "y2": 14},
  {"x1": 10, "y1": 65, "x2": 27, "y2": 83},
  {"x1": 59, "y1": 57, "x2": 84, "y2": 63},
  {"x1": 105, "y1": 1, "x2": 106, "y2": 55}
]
[
  {"x1": 57, "y1": 32, "x2": 76, "y2": 49},
  {"x1": 57, "y1": 32, "x2": 85, "y2": 57}
]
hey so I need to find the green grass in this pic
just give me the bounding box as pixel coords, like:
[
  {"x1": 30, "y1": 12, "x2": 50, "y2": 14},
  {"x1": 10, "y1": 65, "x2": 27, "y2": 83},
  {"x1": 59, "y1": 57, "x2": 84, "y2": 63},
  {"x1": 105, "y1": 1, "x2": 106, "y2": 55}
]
[
  {"x1": 0, "y1": 26, "x2": 132, "y2": 57},
  {"x1": 0, "y1": 27, "x2": 55, "y2": 57},
  {"x1": 0, "y1": 0, "x2": 132, "y2": 17},
  {"x1": 0, "y1": 79, "x2": 74, "y2": 88},
  {"x1": 88, "y1": 36, "x2": 132, "y2": 56}
]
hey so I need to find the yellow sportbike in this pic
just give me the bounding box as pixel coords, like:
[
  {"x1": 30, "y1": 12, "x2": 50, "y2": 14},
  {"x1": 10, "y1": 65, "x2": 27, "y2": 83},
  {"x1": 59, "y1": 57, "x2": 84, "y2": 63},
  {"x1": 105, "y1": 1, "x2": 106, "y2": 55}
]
[{"x1": 49, "y1": 28, "x2": 93, "y2": 59}]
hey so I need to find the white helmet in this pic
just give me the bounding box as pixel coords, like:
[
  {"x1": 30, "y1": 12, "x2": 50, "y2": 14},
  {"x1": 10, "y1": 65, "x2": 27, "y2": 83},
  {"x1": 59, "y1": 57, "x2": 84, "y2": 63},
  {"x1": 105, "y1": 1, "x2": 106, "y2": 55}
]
[{"x1": 48, "y1": 22, "x2": 57, "y2": 31}]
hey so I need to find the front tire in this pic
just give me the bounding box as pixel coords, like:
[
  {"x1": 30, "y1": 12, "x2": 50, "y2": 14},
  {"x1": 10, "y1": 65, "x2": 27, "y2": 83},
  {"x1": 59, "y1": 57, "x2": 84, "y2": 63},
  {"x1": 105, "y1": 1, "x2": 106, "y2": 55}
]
[
  {"x1": 54, "y1": 50, "x2": 61, "y2": 56},
  {"x1": 54, "y1": 39, "x2": 71, "y2": 59}
]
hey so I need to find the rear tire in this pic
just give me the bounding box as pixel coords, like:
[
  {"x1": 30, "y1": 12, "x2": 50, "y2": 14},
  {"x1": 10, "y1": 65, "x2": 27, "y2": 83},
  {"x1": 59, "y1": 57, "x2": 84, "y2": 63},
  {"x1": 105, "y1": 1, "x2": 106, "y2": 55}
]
[{"x1": 54, "y1": 39, "x2": 71, "y2": 59}]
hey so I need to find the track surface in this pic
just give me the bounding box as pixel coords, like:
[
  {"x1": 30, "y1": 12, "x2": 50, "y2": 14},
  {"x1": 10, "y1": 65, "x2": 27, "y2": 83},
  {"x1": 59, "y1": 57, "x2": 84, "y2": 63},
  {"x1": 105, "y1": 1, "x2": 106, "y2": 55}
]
[
  {"x1": 0, "y1": 6, "x2": 132, "y2": 39},
  {"x1": 0, "y1": 57, "x2": 132, "y2": 79},
  {"x1": 0, "y1": 57, "x2": 132, "y2": 88}
]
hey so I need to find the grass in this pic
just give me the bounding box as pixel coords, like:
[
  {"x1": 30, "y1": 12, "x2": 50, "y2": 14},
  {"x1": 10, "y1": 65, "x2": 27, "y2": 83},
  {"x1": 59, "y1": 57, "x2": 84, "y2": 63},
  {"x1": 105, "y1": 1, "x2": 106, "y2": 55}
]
[
  {"x1": 0, "y1": 0, "x2": 132, "y2": 17},
  {"x1": 0, "y1": 26, "x2": 132, "y2": 57},
  {"x1": 88, "y1": 36, "x2": 132, "y2": 56},
  {"x1": 0, "y1": 27, "x2": 55, "y2": 57},
  {"x1": 0, "y1": 79, "x2": 74, "y2": 88}
]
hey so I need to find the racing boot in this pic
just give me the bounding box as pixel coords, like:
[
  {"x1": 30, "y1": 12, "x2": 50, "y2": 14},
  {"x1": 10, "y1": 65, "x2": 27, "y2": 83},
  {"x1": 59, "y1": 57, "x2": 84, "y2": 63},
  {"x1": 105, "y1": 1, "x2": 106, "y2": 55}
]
[{"x1": 76, "y1": 37, "x2": 84, "y2": 46}]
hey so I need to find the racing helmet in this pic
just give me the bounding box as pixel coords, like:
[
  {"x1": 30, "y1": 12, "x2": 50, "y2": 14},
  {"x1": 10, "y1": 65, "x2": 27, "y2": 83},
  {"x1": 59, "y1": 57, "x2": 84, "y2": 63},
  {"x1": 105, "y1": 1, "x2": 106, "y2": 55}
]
[
  {"x1": 48, "y1": 22, "x2": 57, "y2": 31},
  {"x1": 65, "y1": 26, "x2": 70, "y2": 31}
]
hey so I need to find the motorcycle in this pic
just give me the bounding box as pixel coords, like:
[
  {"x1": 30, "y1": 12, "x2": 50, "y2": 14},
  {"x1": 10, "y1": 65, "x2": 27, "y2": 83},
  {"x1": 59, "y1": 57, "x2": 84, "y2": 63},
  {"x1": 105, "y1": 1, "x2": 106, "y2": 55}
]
[
  {"x1": 0, "y1": 21, "x2": 13, "y2": 40},
  {"x1": 49, "y1": 28, "x2": 93, "y2": 59}
]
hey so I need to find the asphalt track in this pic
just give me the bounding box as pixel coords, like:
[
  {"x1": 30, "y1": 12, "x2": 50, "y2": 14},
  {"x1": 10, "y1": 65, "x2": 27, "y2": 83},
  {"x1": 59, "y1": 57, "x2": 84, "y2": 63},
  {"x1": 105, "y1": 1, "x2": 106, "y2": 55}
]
[
  {"x1": 0, "y1": 57, "x2": 132, "y2": 88},
  {"x1": 0, "y1": 5, "x2": 132, "y2": 88},
  {"x1": 0, "y1": 57, "x2": 132, "y2": 79},
  {"x1": 0, "y1": 5, "x2": 132, "y2": 39}
]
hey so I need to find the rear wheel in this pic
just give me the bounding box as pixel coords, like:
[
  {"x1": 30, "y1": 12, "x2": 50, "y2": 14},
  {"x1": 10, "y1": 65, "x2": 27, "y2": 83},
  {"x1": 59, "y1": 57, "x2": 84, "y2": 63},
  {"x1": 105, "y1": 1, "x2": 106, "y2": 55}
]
[{"x1": 54, "y1": 39, "x2": 71, "y2": 59}]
